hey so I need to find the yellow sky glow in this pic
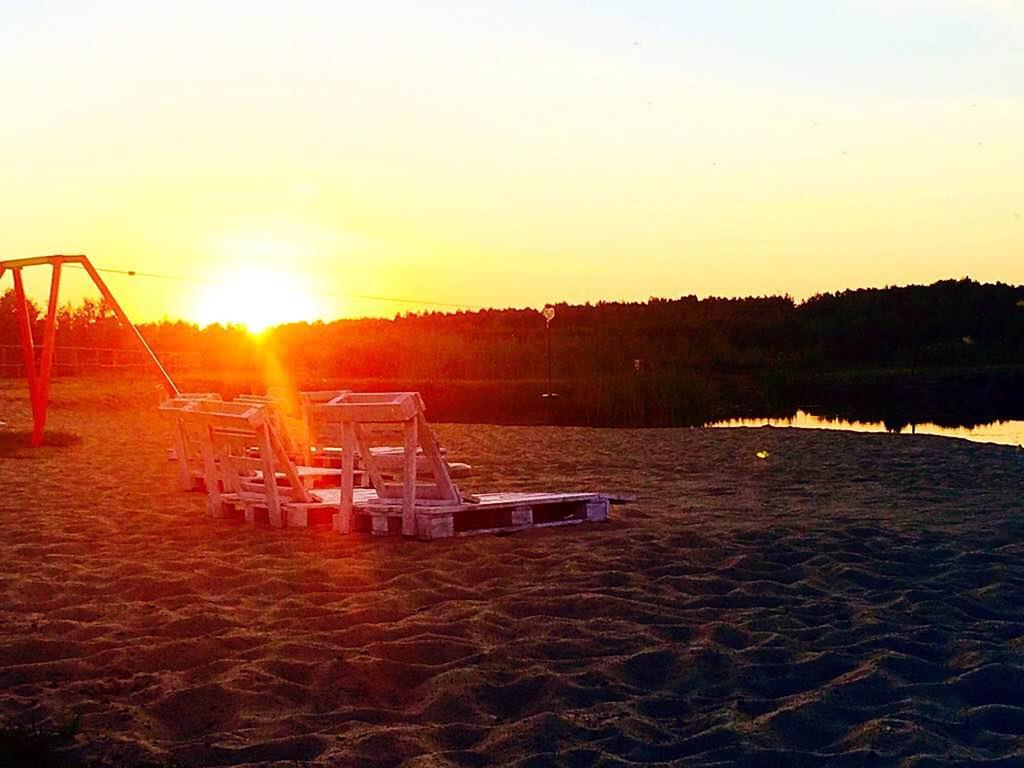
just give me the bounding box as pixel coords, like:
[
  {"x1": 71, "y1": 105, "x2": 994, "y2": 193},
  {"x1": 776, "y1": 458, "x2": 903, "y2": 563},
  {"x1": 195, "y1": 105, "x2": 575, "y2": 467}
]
[{"x1": 2, "y1": 2, "x2": 1022, "y2": 325}]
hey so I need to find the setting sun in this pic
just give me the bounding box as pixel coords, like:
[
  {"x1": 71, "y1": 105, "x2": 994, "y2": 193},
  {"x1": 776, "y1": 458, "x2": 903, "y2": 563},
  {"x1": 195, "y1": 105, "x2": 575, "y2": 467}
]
[{"x1": 192, "y1": 267, "x2": 324, "y2": 333}]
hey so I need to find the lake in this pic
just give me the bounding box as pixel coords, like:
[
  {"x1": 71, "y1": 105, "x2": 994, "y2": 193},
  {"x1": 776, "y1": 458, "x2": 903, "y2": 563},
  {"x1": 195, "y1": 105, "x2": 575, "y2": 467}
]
[{"x1": 710, "y1": 410, "x2": 1024, "y2": 447}]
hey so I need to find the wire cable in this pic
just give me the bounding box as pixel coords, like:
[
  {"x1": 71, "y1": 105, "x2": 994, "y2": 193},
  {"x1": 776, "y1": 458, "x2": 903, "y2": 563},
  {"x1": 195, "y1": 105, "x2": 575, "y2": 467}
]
[{"x1": 64, "y1": 263, "x2": 482, "y2": 311}]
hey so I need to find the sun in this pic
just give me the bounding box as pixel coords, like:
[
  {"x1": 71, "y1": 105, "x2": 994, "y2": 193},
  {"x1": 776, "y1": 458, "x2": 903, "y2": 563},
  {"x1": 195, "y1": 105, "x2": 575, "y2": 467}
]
[{"x1": 193, "y1": 268, "x2": 322, "y2": 333}]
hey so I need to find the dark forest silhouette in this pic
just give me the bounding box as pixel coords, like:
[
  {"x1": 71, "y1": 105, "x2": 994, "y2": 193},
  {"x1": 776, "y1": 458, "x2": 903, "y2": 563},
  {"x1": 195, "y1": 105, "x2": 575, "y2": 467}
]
[{"x1": 3, "y1": 278, "x2": 1024, "y2": 427}]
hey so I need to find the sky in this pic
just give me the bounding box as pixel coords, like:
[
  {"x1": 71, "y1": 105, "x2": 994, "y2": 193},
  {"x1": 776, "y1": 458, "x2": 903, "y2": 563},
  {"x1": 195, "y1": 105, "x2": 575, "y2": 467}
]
[{"x1": 1, "y1": 0, "x2": 1022, "y2": 326}]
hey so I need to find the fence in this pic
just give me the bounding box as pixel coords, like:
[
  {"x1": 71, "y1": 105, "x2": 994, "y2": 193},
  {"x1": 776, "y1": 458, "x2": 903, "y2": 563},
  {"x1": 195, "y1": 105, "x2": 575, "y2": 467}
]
[{"x1": 0, "y1": 344, "x2": 172, "y2": 377}]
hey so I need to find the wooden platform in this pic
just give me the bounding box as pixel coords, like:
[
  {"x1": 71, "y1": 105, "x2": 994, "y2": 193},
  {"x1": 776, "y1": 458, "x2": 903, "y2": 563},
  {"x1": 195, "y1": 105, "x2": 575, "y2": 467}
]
[
  {"x1": 164, "y1": 391, "x2": 628, "y2": 541},
  {"x1": 219, "y1": 489, "x2": 621, "y2": 540}
]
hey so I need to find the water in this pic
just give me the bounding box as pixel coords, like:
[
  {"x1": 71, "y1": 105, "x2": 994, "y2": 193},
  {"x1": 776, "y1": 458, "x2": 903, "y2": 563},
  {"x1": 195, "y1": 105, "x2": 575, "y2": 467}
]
[{"x1": 710, "y1": 410, "x2": 1024, "y2": 447}]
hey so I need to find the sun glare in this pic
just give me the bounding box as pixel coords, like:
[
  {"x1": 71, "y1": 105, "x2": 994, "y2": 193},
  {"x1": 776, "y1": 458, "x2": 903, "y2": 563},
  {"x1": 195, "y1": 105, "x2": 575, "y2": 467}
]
[{"x1": 193, "y1": 268, "x2": 322, "y2": 333}]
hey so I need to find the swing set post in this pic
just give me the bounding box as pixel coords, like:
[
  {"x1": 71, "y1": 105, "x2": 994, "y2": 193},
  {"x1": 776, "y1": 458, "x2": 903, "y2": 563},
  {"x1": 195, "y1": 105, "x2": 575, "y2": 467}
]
[{"x1": 0, "y1": 254, "x2": 180, "y2": 446}]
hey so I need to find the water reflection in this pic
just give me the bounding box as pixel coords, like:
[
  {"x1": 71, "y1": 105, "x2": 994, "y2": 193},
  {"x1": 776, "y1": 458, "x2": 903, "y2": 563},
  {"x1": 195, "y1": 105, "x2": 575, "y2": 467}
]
[{"x1": 710, "y1": 410, "x2": 1024, "y2": 447}]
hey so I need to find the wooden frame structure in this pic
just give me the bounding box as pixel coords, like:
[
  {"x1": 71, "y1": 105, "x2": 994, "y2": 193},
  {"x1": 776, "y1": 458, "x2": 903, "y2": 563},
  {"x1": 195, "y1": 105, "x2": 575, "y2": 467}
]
[
  {"x1": 0, "y1": 254, "x2": 179, "y2": 445},
  {"x1": 159, "y1": 397, "x2": 345, "y2": 526},
  {"x1": 163, "y1": 392, "x2": 222, "y2": 490},
  {"x1": 311, "y1": 392, "x2": 460, "y2": 536},
  {"x1": 298, "y1": 389, "x2": 470, "y2": 479},
  {"x1": 160, "y1": 390, "x2": 627, "y2": 539},
  {"x1": 298, "y1": 389, "x2": 351, "y2": 465}
]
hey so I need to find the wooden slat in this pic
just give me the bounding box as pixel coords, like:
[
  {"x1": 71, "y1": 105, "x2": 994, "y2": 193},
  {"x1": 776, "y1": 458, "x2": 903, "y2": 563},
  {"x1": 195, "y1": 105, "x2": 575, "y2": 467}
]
[
  {"x1": 402, "y1": 417, "x2": 417, "y2": 536},
  {"x1": 192, "y1": 399, "x2": 264, "y2": 417},
  {"x1": 256, "y1": 424, "x2": 283, "y2": 527},
  {"x1": 379, "y1": 482, "x2": 451, "y2": 500},
  {"x1": 314, "y1": 487, "x2": 378, "y2": 506},
  {"x1": 312, "y1": 400, "x2": 417, "y2": 424},
  {"x1": 269, "y1": 418, "x2": 311, "y2": 504},
  {"x1": 353, "y1": 423, "x2": 387, "y2": 490},
  {"x1": 171, "y1": 420, "x2": 193, "y2": 491},
  {"x1": 338, "y1": 391, "x2": 422, "y2": 407},
  {"x1": 235, "y1": 394, "x2": 275, "y2": 403},
  {"x1": 454, "y1": 519, "x2": 587, "y2": 538},
  {"x1": 198, "y1": 424, "x2": 226, "y2": 516},
  {"x1": 416, "y1": 412, "x2": 459, "y2": 503},
  {"x1": 174, "y1": 408, "x2": 263, "y2": 431},
  {"x1": 299, "y1": 389, "x2": 351, "y2": 403}
]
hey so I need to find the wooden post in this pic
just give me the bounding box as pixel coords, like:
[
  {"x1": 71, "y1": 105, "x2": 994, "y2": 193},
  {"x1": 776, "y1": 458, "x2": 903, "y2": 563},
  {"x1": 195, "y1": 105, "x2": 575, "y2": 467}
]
[
  {"x1": 300, "y1": 398, "x2": 314, "y2": 465},
  {"x1": 335, "y1": 419, "x2": 356, "y2": 534},
  {"x1": 402, "y1": 416, "x2": 418, "y2": 536},
  {"x1": 172, "y1": 420, "x2": 194, "y2": 491},
  {"x1": 257, "y1": 423, "x2": 283, "y2": 527},
  {"x1": 199, "y1": 424, "x2": 223, "y2": 516}
]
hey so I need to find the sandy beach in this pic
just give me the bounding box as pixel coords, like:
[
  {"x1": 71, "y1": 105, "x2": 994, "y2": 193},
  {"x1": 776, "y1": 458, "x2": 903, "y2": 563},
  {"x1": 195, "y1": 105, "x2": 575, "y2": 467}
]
[{"x1": 2, "y1": 379, "x2": 1023, "y2": 766}]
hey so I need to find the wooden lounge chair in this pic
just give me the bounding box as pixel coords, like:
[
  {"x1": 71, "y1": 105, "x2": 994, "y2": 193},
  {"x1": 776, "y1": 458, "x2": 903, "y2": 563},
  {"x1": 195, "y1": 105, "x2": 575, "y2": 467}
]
[
  {"x1": 311, "y1": 392, "x2": 461, "y2": 536},
  {"x1": 162, "y1": 399, "x2": 356, "y2": 527},
  {"x1": 310, "y1": 392, "x2": 623, "y2": 539},
  {"x1": 303, "y1": 389, "x2": 472, "y2": 477},
  {"x1": 163, "y1": 392, "x2": 222, "y2": 490}
]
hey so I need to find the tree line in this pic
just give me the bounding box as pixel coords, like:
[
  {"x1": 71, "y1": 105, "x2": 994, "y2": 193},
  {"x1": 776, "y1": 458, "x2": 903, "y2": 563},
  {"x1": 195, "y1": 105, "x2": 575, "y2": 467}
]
[{"x1": 3, "y1": 278, "x2": 1023, "y2": 425}]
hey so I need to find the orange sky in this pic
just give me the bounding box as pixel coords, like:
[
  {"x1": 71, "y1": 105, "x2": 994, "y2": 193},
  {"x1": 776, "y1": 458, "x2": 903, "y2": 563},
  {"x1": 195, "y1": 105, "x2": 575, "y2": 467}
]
[{"x1": 2, "y1": 2, "x2": 1022, "y2": 327}]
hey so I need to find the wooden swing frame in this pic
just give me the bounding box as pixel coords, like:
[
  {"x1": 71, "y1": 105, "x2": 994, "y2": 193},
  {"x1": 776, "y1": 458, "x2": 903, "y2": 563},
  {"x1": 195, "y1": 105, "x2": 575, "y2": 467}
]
[{"x1": 0, "y1": 254, "x2": 179, "y2": 445}]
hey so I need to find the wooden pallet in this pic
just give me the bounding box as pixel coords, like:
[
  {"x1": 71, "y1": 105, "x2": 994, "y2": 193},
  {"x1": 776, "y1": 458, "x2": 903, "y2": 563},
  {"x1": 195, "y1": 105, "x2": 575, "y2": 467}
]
[
  {"x1": 243, "y1": 489, "x2": 614, "y2": 539},
  {"x1": 215, "y1": 487, "x2": 622, "y2": 539},
  {"x1": 361, "y1": 491, "x2": 614, "y2": 540}
]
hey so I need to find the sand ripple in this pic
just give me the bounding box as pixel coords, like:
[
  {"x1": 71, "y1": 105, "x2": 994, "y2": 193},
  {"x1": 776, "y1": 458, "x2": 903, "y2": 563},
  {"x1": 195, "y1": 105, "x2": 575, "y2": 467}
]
[{"x1": 2, "y1": 381, "x2": 1024, "y2": 765}]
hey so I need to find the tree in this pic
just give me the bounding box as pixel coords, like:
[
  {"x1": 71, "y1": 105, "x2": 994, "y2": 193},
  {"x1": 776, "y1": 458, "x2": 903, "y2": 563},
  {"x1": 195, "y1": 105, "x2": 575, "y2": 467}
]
[{"x1": 0, "y1": 288, "x2": 41, "y2": 345}]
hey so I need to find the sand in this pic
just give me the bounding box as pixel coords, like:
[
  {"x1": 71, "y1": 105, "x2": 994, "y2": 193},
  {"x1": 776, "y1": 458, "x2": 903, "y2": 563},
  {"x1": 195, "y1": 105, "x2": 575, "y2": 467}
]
[{"x1": 2, "y1": 378, "x2": 1024, "y2": 767}]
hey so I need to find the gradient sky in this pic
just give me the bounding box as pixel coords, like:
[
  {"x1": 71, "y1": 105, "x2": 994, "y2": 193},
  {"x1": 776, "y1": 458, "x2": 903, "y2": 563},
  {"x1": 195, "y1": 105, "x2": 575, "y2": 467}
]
[{"x1": 2, "y1": 0, "x2": 1022, "y2": 325}]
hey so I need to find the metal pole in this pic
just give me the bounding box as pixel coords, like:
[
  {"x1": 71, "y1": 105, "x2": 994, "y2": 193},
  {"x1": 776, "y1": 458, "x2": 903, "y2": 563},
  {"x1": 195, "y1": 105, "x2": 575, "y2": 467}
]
[
  {"x1": 32, "y1": 263, "x2": 62, "y2": 445},
  {"x1": 12, "y1": 269, "x2": 42, "y2": 439},
  {"x1": 79, "y1": 257, "x2": 180, "y2": 397},
  {"x1": 546, "y1": 319, "x2": 552, "y2": 398}
]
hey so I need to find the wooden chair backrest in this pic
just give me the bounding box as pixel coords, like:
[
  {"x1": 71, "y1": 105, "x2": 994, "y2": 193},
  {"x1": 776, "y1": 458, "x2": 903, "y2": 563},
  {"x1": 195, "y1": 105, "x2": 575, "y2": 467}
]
[
  {"x1": 298, "y1": 389, "x2": 351, "y2": 462},
  {"x1": 233, "y1": 394, "x2": 301, "y2": 456},
  {"x1": 158, "y1": 393, "x2": 223, "y2": 490}
]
